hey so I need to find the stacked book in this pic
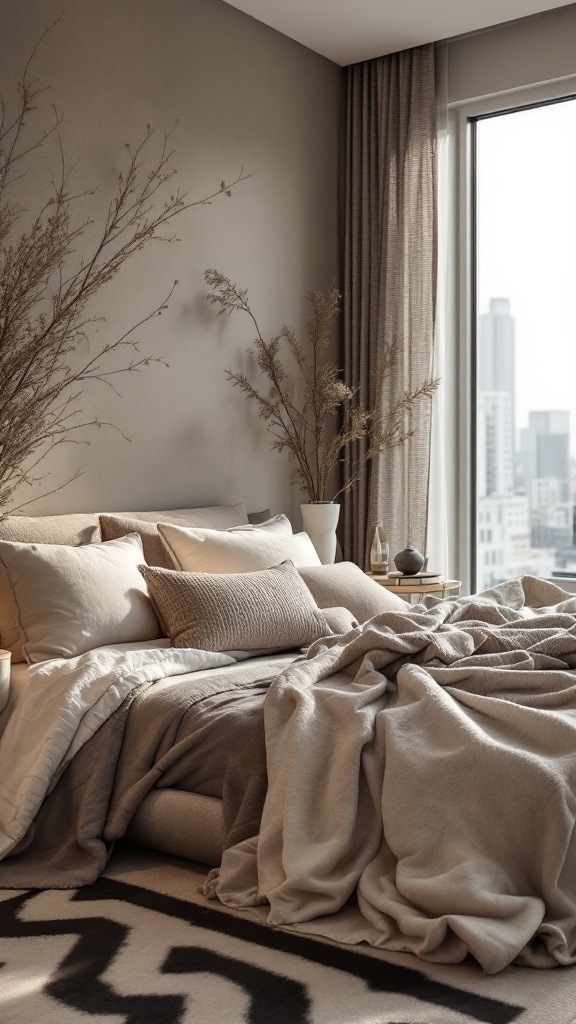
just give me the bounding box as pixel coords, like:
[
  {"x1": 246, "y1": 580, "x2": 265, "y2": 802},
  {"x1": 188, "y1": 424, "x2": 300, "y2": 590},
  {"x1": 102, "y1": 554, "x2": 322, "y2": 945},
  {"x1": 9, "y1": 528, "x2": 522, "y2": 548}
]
[{"x1": 381, "y1": 570, "x2": 443, "y2": 588}]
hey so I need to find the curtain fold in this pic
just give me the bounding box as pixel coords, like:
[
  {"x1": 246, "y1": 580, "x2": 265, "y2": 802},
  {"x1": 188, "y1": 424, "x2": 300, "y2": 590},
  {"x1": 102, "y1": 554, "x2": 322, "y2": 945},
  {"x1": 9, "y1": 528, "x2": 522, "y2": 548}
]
[{"x1": 342, "y1": 44, "x2": 438, "y2": 568}]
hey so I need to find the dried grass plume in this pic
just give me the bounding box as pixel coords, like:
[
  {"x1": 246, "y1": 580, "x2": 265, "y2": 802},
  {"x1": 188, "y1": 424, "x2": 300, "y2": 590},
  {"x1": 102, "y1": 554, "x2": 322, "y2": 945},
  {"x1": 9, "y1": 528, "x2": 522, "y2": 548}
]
[{"x1": 205, "y1": 269, "x2": 439, "y2": 502}]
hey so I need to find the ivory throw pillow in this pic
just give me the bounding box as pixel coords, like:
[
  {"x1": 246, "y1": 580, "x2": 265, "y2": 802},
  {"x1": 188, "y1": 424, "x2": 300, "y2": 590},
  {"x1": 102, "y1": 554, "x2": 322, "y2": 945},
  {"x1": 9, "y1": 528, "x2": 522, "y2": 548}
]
[
  {"x1": 139, "y1": 561, "x2": 330, "y2": 653},
  {"x1": 0, "y1": 534, "x2": 161, "y2": 663},
  {"x1": 298, "y1": 562, "x2": 407, "y2": 622},
  {"x1": 100, "y1": 512, "x2": 294, "y2": 568},
  {"x1": 158, "y1": 522, "x2": 320, "y2": 573},
  {"x1": 229, "y1": 514, "x2": 293, "y2": 535}
]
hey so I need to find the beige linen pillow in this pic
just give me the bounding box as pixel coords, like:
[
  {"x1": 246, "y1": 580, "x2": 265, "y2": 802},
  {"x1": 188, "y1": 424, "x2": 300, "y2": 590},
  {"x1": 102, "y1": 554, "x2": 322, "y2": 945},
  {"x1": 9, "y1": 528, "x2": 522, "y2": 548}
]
[
  {"x1": 100, "y1": 512, "x2": 294, "y2": 568},
  {"x1": 100, "y1": 513, "x2": 194, "y2": 568},
  {"x1": 0, "y1": 534, "x2": 161, "y2": 663},
  {"x1": 139, "y1": 561, "x2": 329, "y2": 653},
  {"x1": 0, "y1": 513, "x2": 99, "y2": 545},
  {"x1": 246, "y1": 508, "x2": 272, "y2": 525},
  {"x1": 298, "y1": 562, "x2": 407, "y2": 623},
  {"x1": 158, "y1": 522, "x2": 321, "y2": 573},
  {"x1": 123, "y1": 502, "x2": 249, "y2": 529}
]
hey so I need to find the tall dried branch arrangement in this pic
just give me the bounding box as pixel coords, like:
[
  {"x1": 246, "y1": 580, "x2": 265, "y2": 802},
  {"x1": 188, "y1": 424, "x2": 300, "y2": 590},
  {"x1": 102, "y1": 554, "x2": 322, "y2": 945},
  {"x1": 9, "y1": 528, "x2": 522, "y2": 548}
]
[
  {"x1": 0, "y1": 24, "x2": 249, "y2": 513},
  {"x1": 205, "y1": 270, "x2": 439, "y2": 502}
]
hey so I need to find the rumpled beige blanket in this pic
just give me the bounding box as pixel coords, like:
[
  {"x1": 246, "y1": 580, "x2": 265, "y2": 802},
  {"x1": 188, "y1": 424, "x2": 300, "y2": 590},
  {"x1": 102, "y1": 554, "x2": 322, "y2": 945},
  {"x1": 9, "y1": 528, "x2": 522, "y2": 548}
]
[{"x1": 206, "y1": 576, "x2": 576, "y2": 974}]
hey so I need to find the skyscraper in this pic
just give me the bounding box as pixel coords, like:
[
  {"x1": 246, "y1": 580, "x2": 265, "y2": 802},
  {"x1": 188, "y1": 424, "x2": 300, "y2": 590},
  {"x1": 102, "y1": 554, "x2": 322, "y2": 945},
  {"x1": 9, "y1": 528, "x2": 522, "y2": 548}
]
[
  {"x1": 477, "y1": 298, "x2": 515, "y2": 497},
  {"x1": 522, "y1": 411, "x2": 570, "y2": 494}
]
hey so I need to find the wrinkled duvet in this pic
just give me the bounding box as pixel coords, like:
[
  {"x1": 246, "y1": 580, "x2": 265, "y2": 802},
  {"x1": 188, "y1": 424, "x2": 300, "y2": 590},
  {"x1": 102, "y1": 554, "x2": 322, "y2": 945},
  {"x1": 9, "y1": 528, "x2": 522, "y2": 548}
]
[
  {"x1": 206, "y1": 576, "x2": 576, "y2": 973},
  {"x1": 4, "y1": 576, "x2": 576, "y2": 973}
]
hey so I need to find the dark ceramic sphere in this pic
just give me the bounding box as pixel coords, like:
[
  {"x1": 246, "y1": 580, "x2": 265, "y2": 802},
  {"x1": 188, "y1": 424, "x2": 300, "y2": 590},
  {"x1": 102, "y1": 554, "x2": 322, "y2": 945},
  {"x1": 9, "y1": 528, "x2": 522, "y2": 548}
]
[{"x1": 393, "y1": 545, "x2": 425, "y2": 575}]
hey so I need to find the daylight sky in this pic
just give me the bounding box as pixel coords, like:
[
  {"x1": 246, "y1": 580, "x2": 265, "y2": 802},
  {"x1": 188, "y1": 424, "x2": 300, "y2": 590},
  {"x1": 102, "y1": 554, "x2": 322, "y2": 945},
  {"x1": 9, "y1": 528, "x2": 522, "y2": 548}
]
[{"x1": 476, "y1": 97, "x2": 576, "y2": 449}]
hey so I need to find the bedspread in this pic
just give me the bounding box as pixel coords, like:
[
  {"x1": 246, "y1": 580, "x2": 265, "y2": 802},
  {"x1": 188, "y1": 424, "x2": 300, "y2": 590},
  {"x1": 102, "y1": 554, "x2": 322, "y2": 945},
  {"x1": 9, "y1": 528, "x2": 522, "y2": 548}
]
[
  {"x1": 0, "y1": 646, "x2": 293, "y2": 888},
  {"x1": 207, "y1": 576, "x2": 576, "y2": 973}
]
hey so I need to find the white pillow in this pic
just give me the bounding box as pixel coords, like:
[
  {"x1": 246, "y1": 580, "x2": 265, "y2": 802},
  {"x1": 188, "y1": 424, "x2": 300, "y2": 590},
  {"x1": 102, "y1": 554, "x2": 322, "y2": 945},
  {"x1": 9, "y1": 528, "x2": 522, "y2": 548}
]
[
  {"x1": 0, "y1": 533, "x2": 161, "y2": 663},
  {"x1": 158, "y1": 522, "x2": 321, "y2": 573},
  {"x1": 229, "y1": 514, "x2": 293, "y2": 536}
]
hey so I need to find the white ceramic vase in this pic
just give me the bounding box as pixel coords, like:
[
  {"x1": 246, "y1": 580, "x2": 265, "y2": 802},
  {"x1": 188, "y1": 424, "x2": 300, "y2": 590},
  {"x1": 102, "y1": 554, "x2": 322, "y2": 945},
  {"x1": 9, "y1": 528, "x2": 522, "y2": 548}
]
[{"x1": 300, "y1": 502, "x2": 340, "y2": 564}]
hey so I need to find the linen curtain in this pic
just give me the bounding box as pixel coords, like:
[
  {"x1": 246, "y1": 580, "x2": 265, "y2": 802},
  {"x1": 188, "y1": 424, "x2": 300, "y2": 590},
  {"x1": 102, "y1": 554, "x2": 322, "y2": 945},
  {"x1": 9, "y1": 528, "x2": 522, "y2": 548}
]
[{"x1": 342, "y1": 44, "x2": 438, "y2": 568}]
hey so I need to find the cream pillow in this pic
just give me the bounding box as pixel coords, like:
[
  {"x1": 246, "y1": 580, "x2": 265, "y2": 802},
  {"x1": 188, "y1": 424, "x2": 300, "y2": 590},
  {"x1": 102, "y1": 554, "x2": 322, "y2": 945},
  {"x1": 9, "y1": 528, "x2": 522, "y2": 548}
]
[
  {"x1": 158, "y1": 522, "x2": 320, "y2": 573},
  {"x1": 0, "y1": 534, "x2": 161, "y2": 663},
  {"x1": 139, "y1": 561, "x2": 329, "y2": 653},
  {"x1": 229, "y1": 514, "x2": 293, "y2": 535},
  {"x1": 100, "y1": 512, "x2": 294, "y2": 569}
]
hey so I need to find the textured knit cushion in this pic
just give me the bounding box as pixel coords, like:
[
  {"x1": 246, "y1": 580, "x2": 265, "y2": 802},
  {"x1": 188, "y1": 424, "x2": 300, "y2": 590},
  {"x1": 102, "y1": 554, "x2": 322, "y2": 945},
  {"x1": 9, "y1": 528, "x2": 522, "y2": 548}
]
[
  {"x1": 0, "y1": 534, "x2": 161, "y2": 663},
  {"x1": 139, "y1": 561, "x2": 329, "y2": 653},
  {"x1": 158, "y1": 522, "x2": 320, "y2": 573},
  {"x1": 298, "y1": 562, "x2": 407, "y2": 622}
]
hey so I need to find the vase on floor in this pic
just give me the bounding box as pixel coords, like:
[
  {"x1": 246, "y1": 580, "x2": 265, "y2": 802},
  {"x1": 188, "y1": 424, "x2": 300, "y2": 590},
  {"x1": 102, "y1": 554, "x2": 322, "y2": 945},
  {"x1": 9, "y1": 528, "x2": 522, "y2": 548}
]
[{"x1": 300, "y1": 502, "x2": 340, "y2": 564}]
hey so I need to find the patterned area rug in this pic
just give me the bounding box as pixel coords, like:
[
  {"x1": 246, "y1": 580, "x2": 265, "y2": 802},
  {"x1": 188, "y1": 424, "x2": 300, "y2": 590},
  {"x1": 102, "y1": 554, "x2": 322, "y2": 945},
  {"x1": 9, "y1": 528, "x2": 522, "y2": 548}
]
[{"x1": 1, "y1": 844, "x2": 576, "y2": 1024}]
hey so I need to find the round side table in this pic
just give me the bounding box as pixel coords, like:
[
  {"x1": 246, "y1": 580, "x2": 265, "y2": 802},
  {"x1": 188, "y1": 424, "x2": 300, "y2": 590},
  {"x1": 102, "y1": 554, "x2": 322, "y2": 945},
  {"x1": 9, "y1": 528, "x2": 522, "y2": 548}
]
[{"x1": 369, "y1": 575, "x2": 462, "y2": 605}]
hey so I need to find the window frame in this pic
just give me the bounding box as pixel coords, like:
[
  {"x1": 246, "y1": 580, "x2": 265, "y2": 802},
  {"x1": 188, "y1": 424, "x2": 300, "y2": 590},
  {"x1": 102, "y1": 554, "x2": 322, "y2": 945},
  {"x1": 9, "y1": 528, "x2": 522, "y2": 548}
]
[{"x1": 449, "y1": 74, "x2": 576, "y2": 594}]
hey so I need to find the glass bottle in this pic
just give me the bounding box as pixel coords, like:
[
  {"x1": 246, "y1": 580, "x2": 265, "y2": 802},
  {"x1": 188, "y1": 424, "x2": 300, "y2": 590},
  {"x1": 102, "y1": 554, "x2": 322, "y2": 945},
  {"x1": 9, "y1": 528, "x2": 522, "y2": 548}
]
[{"x1": 369, "y1": 524, "x2": 389, "y2": 574}]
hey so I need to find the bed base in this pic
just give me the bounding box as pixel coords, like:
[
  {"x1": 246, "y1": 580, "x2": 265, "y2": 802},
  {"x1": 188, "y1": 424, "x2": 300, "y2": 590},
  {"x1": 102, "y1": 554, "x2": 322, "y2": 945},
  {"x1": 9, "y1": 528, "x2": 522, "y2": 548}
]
[{"x1": 126, "y1": 789, "x2": 225, "y2": 867}]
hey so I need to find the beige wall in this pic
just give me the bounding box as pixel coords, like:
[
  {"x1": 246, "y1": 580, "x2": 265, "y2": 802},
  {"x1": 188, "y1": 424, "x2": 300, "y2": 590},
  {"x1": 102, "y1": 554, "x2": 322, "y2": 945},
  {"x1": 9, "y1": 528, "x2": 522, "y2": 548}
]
[{"x1": 1, "y1": 0, "x2": 342, "y2": 519}]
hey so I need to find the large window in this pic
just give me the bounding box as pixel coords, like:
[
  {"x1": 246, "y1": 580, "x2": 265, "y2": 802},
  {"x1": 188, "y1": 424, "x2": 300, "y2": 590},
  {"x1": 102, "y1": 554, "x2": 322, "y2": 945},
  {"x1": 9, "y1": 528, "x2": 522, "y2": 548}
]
[{"x1": 473, "y1": 97, "x2": 576, "y2": 591}]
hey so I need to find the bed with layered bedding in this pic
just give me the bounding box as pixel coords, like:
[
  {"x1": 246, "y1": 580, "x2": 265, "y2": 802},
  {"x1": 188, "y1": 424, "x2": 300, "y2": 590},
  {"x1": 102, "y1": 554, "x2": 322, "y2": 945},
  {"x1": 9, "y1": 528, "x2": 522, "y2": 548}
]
[{"x1": 2, "y1": 501, "x2": 576, "y2": 976}]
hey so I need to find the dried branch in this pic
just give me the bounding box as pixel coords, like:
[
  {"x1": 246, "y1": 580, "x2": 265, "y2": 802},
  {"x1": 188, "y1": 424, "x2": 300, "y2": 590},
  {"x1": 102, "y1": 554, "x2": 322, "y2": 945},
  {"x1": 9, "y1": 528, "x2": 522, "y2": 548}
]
[
  {"x1": 205, "y1": 270, "x2": 439, "y2": 502},
  {"x1": 0, "y1": 25, "x2": 249, "y2": 513}
]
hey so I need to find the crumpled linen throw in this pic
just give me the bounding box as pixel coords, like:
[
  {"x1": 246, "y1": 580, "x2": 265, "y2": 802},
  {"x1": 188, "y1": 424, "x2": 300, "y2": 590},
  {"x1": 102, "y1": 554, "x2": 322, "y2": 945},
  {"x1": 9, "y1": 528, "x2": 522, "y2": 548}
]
[{"x1": 206, "y1": 576, "x2": 576, "y2": 974}]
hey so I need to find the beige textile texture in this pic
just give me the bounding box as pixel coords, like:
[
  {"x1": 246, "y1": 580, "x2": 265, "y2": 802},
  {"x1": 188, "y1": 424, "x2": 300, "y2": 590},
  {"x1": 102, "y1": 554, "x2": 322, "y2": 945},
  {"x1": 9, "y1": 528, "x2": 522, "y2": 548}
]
[
  {"x1": 0, "y1": 534, "x2": 161, "y2": 663},
  {"x1": 299, "y1": 562, "x2": 406, "y2": 621},
  {"x1": 208, "y1": 576, "x2": 576, "y2": 974},
  {"x1": 127, "y1": 790, "x2": 225, "y2": 866},
  {"x1": 0, "y1": 502, "x2": 249, "y2": 547},
  {"x1": 0, "y1": 512, "x2": 99, "y2": 546},
  {"x1": 140, "y1": 561, "x2": 330, "y2": 653},
  {"x1": 318, "y1": 606, "x2": 358, "y2": 635},
  {"x1": 0, "y1": 644, "x2": 240, "y2": 885},
  {"x1": 343, "y1": 45, "x2": 437, "y2": 567},
  {"x1": 100, "y1": 514, "x2": 197, "y2": 568},
  {"x1": 0, "y1": 504, "x2": 249, "y2": 649},
  {"x1": 158, "y1": 522, "x2": 321, "y2": 573},
  {"x1": 101, "y1": 513, "x2": 292, "y2": 569}
]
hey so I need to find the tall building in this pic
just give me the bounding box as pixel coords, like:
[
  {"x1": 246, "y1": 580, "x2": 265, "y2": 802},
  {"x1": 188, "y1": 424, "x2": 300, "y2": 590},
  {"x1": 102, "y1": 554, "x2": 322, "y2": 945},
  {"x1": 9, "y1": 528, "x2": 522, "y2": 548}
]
[
  {"x1": 477, "y1": 298, "x2": 515, "y2": 497},
  {"x1": 520, "y1": 410, "x2": 570, "y2": 499},
  {"x1": 520, "y1": 410, "x2": 571, "y2": 551}
]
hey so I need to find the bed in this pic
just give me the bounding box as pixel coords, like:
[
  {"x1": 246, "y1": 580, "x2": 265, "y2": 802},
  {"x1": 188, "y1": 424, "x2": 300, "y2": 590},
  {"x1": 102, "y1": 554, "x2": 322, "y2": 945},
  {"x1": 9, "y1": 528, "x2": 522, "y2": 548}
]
[
  {"x1": 0, "y1": 501, "x2": 402, "y2": 874},
  {"x1": 3, "y1": 503, "x2": 576, "y2": 975}
]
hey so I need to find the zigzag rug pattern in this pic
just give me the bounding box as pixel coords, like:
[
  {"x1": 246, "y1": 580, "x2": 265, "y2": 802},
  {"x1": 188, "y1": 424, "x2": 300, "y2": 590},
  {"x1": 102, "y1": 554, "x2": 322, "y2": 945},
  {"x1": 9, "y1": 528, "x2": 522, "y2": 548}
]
[{"x1": 1, "y1": 869, "x2": 575, "y2": 1023}]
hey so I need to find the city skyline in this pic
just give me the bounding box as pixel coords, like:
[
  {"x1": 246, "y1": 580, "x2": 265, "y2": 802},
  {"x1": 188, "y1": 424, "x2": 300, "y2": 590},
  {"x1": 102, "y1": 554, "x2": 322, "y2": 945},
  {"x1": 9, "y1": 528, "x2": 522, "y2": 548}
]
[
  {"x1": 476, "y1": 296, "x2": 573, "y2": 590},
  {"x1": 476, "y1": 97, "x2": 576, "y2": 449}
]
